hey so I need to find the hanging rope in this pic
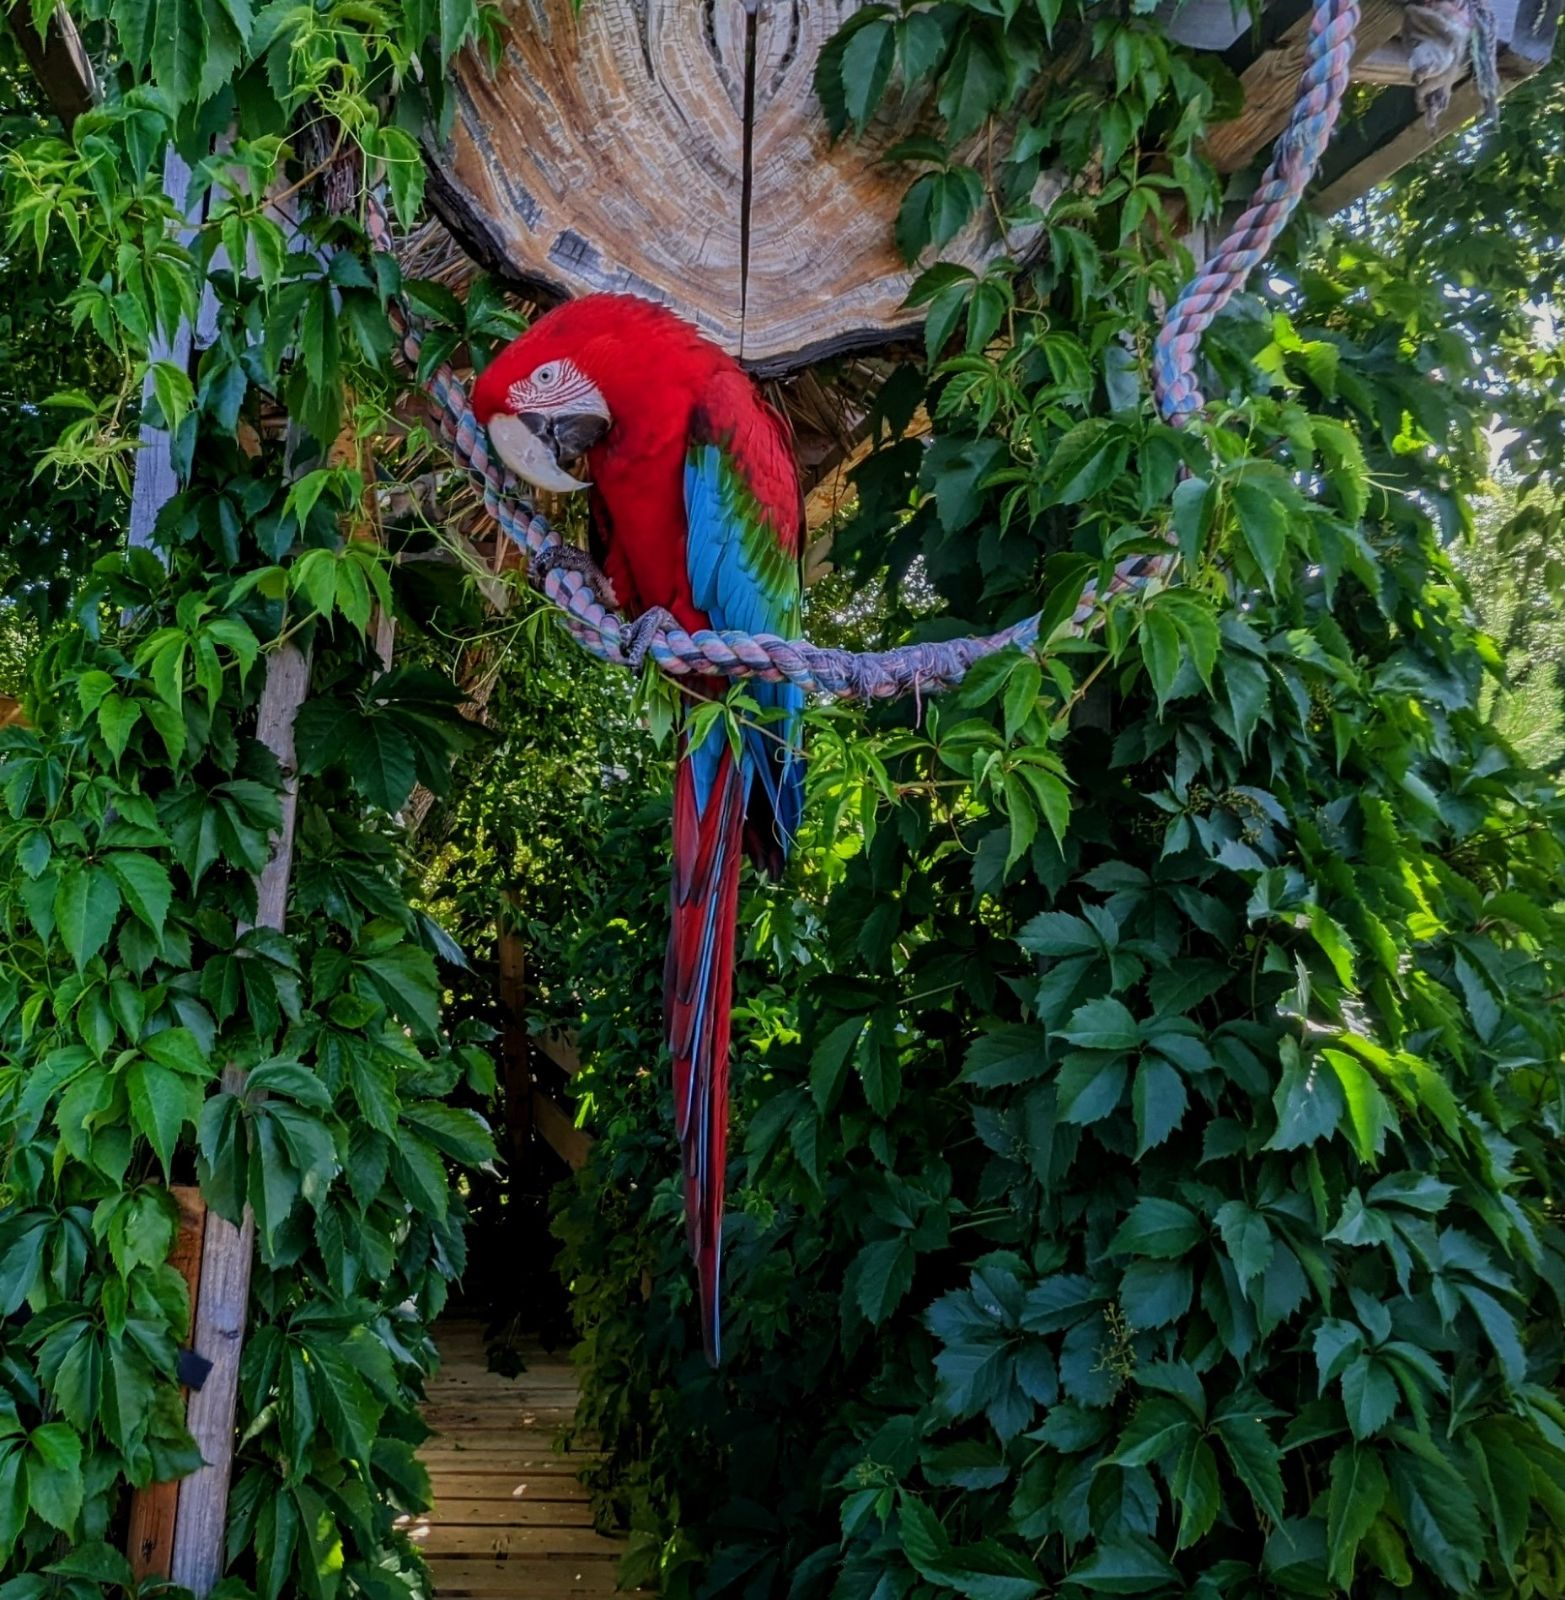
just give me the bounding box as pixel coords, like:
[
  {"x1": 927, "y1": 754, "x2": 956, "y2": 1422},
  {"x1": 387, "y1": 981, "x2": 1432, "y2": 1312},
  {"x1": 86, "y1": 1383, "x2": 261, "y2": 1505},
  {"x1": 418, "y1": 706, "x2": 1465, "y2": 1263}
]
[
  {"x1": 365, "y1": 0, "x2": 1456, "y2": 690},
  {"x1": 1154, "y1": 0, "x2": 1362, "y2": 423}
]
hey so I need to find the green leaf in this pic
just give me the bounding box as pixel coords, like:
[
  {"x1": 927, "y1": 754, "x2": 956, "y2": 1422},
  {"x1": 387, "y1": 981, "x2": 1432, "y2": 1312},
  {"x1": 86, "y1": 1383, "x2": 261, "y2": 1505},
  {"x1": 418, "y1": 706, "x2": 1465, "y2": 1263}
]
[
  {"x1": 1043, "y1": 420, "x2": 1128, "y2": 506},
  {"x1": 1108, "y1": 1198, "x2": 1203, "y2": 1259},
  {"x1": 1139, "y1": 608, "x2": 1180, "y2": 710},
  {"x1": 962, "y1": 1025, "x2": 1050, "y2": 1087},
  {"x1": 850, "y1": 1237, "x2": 916, "y2": 1325},
  {"x1": 1322, "y1": 1048, "x2": 1391, "y2": 1163},
  {"x1": 150, "y1": 0, "x2": 208, "y2": 104},
  {"x1": 1340, "y1": 1353, "x2": 1399, "y2": 1438},
  {"x1": 1213, "y1": 1201, "x2": 1274, "y2": 1289},
  {"x1": 1119, "y1": 1260, "x2": 1192, "y2": 1329},
  {"x1": 104, "y1": 852, "x2": 172, "y2": 937},
  {"x1": 806, "y1": 1017, "x2": 851, "y2": 1107},
  {"x1": 54, "y1": 865, "x2": 122, "y2": 970},
  {"x1": 841, "y1": 18, "x2": 896, "y2": 133},
  {"x1": 126, "y1": 1058, "x2": 194, "y2": 1176},
  {"x1": 1267, "y1": 1053, "x2": 1345, "y2": 1150},
  {"x1": 25, "y1": 1424, "x2": 81, "y2": 1532},
  {"x1": 1385, "y1": 1438, "x2": 1482, "y2": 1592},
  {"x1": 1059, "y1": 997, "x2": 1139, "y2": 1052},
  {"x1": 1326, "y1": 1443, "x2": 1387, "y2": 1586},
  {"x1": 937, "y1": 29, "x2": 1006, "y2": 143},
  {"x1": 1066, "y1": 1535, "x2": 1179, "y2": 1594},
  {"x1": 1055, "y1": 1052, "x2": 1126, "y2": 1124},
  {"x1": 1171, "y1": 1435, "x2": 1220, "y2": 1549},
  {"x1": 1214, "y1": 1411, "x2": 1286, "y2": 1523},
  {"x1": 1131, "y1": 1057, "x2": 1186, "y2": 1155},
  {"x1": 1107, "y1": 1396, "x2": 1194, "y2": 1466},
  {"x1": 1231, "y1": 477, "x2": 1289, "y2": 590},
  {"x1": 438, "y1": 0, "x2": 477, "y2": 62}
]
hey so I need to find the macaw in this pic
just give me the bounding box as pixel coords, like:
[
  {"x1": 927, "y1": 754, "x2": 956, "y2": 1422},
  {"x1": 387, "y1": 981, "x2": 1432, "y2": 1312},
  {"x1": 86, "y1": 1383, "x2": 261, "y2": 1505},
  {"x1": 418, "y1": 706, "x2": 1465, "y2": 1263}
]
[{"x1": 471, "y1": 295, "x2": 805, "y2": 1364}]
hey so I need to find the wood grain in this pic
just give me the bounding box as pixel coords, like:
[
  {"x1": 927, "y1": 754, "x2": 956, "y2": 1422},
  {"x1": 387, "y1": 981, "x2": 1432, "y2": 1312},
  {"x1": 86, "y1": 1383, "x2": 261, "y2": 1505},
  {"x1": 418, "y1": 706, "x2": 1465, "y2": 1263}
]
[
  {"x1": 170, "y1": 646, "x2": 312, "y2": 1595},
  {"x1": 428, "y1": 0, "x2": 1056, "y2": 373}
]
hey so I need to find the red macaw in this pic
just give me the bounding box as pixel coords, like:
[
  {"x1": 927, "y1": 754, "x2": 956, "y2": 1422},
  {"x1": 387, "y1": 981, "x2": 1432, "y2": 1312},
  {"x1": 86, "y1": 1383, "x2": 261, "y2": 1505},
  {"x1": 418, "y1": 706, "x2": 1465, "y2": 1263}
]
[{"x1": 471, "y1": 296, "x2": 805, "y2": 1363}]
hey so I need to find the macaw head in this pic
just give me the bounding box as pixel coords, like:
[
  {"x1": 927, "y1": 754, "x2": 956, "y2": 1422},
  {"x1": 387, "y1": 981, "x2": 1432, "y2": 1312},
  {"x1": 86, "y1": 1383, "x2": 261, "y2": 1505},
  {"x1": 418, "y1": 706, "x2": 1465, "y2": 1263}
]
[{"x1": 470, "y1": 292, "x2": 716, "y2": 494}]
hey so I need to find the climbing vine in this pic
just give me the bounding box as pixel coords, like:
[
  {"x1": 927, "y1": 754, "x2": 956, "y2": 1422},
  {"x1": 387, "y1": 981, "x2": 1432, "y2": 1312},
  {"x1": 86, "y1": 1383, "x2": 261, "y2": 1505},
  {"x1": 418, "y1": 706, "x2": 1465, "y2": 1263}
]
[
  {"x1": 533, "y1": 5, "x2": 1565, "y2": 1599},
  {"x1": 0, "y1": 0, "x2": 504, "y2": 1592}
]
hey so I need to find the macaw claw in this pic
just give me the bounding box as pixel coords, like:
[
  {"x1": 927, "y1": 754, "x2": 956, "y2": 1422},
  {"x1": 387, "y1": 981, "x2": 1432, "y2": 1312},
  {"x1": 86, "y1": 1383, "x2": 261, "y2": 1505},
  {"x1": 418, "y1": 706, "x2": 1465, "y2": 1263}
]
[{"x1": 624, "y1": 606, "x2": 680, "y2": 669}]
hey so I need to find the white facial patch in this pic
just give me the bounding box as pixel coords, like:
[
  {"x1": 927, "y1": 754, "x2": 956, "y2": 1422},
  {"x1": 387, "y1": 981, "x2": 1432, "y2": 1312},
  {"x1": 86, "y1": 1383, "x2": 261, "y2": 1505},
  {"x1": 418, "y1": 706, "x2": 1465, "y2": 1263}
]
[{"x1": 506, "y1": 358, "x2": 609, "y2": 422}]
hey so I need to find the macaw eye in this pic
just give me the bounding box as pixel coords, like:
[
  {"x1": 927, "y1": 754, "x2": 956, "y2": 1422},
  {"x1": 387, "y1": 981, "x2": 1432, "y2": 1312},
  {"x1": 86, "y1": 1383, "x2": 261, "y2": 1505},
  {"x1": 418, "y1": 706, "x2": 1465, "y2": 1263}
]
[{"x1": 537, "y1": 364, "x2": 557, "y2": 385}]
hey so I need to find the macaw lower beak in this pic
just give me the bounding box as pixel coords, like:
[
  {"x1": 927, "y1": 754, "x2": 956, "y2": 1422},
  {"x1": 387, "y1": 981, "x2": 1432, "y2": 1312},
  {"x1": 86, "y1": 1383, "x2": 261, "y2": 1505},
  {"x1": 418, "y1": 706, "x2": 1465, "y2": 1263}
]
[{"x1": 487, "y1": 409, "x2": 609, "y2": 495}]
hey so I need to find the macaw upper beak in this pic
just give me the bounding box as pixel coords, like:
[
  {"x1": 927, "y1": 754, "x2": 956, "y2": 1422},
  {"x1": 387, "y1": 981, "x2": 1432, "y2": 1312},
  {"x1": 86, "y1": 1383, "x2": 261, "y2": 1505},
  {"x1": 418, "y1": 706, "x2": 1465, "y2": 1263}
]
[{"x1": 487, "y1": 409, "x2": 609, "y2": 495}]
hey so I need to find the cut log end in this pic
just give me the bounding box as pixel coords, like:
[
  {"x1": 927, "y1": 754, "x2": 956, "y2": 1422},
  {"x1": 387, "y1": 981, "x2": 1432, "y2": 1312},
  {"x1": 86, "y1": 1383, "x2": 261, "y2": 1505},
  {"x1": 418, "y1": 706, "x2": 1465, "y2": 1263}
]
[{"x1": 425, "y1": 0, "x2": 1051, "y2": 374}]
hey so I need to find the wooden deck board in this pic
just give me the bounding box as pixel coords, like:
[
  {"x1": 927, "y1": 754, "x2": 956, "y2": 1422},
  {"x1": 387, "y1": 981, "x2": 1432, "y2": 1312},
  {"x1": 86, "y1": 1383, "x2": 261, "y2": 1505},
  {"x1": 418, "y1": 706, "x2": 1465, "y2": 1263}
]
[{"x1": 418, "y1": 1320, "x2": 642, "y2": 1598}]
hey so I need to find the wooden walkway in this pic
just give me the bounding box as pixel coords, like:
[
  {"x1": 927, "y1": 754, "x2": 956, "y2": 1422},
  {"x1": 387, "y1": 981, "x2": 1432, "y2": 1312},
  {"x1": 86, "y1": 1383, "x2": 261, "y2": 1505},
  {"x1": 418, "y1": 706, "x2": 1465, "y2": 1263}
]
[{"x1": 408, "y1": 1320, "x2": 628, "y2": 1596}]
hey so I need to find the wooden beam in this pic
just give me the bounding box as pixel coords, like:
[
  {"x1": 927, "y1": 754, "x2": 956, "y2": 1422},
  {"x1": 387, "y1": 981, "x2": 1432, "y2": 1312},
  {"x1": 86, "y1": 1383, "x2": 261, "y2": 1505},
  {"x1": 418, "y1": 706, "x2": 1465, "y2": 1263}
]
[
  {"x1": 533, "y1": 1031, "x2": 580, "y2": 1078},
  {"x1": 126, "y1": 1186, "x2": 207, "y2": 1581},
  {"x1": 531, "y1": 1092, "x2": 592, "y2": 1172},
  {"x1": 9, "y1": 5, "x2": 94, "y2": 130},
  {"x1": 170, "y1": 643, "x2": 311, "y2": 1597},
  {"x1": 1203, "y1": 0, "x2": 1406, "y2": 175},
  {"x1": 1311, "y1": 42, "x2": 1548, "y2": 212}
]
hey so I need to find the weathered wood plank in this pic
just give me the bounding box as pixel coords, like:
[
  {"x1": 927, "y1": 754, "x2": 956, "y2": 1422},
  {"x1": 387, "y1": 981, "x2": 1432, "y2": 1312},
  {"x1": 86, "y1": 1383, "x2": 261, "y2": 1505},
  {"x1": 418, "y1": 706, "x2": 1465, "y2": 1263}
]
[
  {"x1": 405, "y1": 1525, "x2": 620, "y2": 1557},
  {"x1": 1311, "y1": 37, "x2": 1550, "y2": 213},
  {"x1": 421, "y1": 1431, "x2": 594, "y2": 1454},
  {"x1": 532, "y1": 1090, "x2": 593, "y2": 1171},
  {"x1": 171, "y1": 644, "x2": 312, "y2": 1596},
  {"x1": 11, "y1": 4, "x2": 94, "y2": 127},
  {"x1": 423, "y1": 1405, "x2": 579, "y2": 1429},
  {"x1": 420, "y1": 1471, "x2": 591, "y2": 1500},
  {"x1": 416, "y1": 1320, "x2": 631, "y2": 1595},
  {"x1": 496, "y1": 904, "x2": 534, "y2": 1179},
  {"x1": 533, "y1": 1030, "x2": 581, "y2": 1077},
  {"x1": 401, "y1": 1499, "x2": 595, "y2": 1527},
  {"x1": 425, "y1": 1558, "x2": 638, "y2": 1596},
  {"x1": 1203, "y1": 0, "x2": 1405, "y2": 174}
]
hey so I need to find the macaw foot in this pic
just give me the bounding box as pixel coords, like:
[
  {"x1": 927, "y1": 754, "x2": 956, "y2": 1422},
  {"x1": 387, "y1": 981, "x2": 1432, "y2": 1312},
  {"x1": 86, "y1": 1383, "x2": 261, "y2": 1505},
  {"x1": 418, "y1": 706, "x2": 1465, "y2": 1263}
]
[
  {"x1": 530, "y1": 542, "x2": 618, "y2": 610},
  {"x1": 623, "y1": 606, "x2": 680, "y2": 669}
]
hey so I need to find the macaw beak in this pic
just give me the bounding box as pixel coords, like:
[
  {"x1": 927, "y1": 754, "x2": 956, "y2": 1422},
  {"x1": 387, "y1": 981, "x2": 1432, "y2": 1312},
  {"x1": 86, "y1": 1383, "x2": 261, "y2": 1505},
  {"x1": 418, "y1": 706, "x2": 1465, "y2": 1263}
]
[{"x1": 487, "y1": 409, "x2": 609, "y2": 495}]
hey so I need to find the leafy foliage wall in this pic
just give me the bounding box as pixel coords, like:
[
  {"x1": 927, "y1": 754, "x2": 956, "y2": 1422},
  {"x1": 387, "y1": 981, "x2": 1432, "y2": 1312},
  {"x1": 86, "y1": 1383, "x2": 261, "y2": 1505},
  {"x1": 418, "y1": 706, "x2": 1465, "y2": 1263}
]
[
  {"x1": 529, "y1": 11, "x2": 1565, "y2": 1600},
  {"x1": 0, "y1": 0, "x2": 501, "y2": 1592}
]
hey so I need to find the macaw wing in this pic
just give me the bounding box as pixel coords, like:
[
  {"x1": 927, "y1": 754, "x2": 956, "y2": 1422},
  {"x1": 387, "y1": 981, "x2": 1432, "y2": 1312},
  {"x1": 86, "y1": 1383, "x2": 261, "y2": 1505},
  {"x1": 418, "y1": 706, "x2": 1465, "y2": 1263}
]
[{"x1": 682, "y1": 372, "x2": 806, "y2": 862}]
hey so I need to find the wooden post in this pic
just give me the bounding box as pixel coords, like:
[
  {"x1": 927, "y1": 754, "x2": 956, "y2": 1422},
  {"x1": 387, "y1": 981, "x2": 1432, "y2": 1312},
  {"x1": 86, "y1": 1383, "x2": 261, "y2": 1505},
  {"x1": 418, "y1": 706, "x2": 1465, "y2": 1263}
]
[
  {"x1": 496, "y1": 893, "x2": 534, "y2": 1185},
  {"x1": 169, "y1": 643, "x2": 311, "y2": 1596},
  {"x1": 126, "y1": 1187, "x2": 208, "y2": 1579}
]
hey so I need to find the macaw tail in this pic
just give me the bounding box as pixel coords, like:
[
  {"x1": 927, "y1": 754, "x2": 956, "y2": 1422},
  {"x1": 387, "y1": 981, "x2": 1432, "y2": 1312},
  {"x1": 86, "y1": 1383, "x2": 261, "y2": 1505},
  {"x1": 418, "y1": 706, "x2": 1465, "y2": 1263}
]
[{"x1": 666, "y1": 734, "x2": 746, "y2": 1366}]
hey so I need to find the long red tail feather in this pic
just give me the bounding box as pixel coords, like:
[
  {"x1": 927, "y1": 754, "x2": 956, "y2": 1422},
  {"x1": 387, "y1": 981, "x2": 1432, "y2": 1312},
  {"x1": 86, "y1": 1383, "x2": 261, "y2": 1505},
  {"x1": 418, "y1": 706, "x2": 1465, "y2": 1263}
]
[{"x1": 665, "y1": 741, "x2": 746, "y2": 1364}]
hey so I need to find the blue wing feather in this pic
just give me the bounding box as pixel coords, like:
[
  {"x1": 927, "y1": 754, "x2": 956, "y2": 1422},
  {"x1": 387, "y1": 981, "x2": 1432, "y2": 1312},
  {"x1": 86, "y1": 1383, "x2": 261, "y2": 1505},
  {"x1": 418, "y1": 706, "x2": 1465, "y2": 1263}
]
[{"x1": 684, "y1": 441, "x2": 804, "y2": 857}]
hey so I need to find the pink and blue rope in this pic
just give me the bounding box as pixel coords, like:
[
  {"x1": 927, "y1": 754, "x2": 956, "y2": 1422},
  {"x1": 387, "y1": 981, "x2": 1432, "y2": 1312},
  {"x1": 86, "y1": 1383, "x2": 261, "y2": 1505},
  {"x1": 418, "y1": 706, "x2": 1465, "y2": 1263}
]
[{"x1": 1154, "y1": 0, "x2": 1362, "y2": 424}]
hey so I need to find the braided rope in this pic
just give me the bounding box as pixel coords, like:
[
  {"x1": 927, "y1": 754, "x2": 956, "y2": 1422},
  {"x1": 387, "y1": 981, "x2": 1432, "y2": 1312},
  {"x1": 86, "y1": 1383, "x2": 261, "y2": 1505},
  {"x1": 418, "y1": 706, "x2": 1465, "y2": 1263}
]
[
  {"x1": 1154, "y1": 0, "x2": 1361, "y2": 424},
  {"x1": 1469, "y1": 0, "x2": 1502, "y2": 122}
]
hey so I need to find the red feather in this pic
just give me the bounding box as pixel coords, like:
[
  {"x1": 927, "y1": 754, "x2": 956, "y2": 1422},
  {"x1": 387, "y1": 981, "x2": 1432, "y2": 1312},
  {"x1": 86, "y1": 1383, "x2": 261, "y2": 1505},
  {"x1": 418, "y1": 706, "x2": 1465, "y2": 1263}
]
[{"x1": 475, "y1": 295, "x2": 803, "y2": 1363}]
